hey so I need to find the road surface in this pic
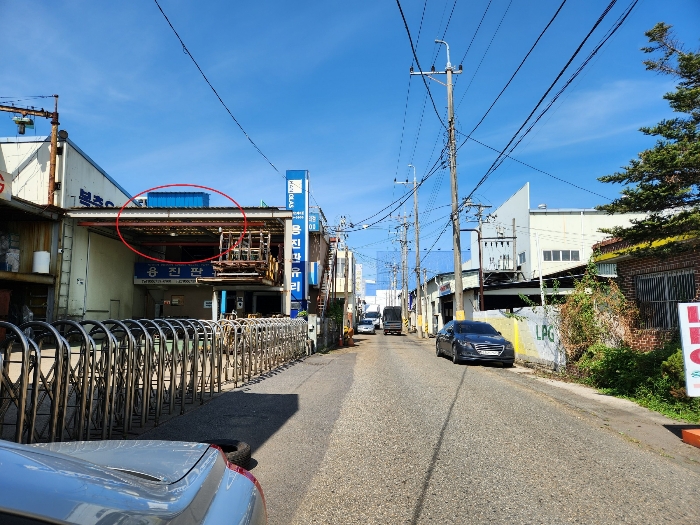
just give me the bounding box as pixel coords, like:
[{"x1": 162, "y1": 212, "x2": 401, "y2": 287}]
[{"x1": 143, "y1": 332, "x2": 700, "y2": 524}]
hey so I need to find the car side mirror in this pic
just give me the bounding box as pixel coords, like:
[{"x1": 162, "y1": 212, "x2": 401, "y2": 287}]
[
  {"x1": 447, "y1": 328, "x2": 453, "y2": 334},
  {"x1": 497, "y1": 331, "x2": 502, "y2": 335}
]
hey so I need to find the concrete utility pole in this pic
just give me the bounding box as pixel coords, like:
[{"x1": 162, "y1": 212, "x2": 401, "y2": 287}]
[
  {"x1": 343, "y1": 243, "x2": 349, "y2": 330},
  {"x1": 0, "y1": 95, "x2": 60, "y2": 205},
  {"x1": 422, "y1": 267, "x2": 428, "y2": 335},
  {"x1": 409, "y1": 164, "x2": 423, "y2": 338},
  {"x1": 396, "y1": 165, "x2": 423, "y2": 337},
  {"x1": 401, "y1": 216, "x2": 409, "y2": 330},
  {"x1": 411, "y1": 41, "x2": 464, "y2": 321}
]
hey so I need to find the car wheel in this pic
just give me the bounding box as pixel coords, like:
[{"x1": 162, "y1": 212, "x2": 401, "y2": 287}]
[
  {"x1": 204, "y1": 439, "x2": 251, "y2": 468},
  {"x1": 436, "y1": 342, "x2": 441, "y2": 357},
  {"x1": 452, "y1": 344, "x2": 459, "y2": 364}
]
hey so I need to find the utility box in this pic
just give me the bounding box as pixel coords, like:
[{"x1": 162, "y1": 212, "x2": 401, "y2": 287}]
[
  {"x1": 146, "y1": 192, "x2": 210, "y2": 208},
  {"x1": 307, "y1": 314, "x2": 317, "y2": 351}
]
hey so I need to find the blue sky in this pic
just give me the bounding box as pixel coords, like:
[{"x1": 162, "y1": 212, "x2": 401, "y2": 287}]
[{"x1": 1, "y1": 1, "x2": 698, "y2": 280}]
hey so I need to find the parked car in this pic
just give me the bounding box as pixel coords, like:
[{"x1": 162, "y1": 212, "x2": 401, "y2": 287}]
[
  {"x1": 435, "y1": 320, "x2": 515, "y2": 366},
  {"x1": 357, "y1": 318, "x2": 376, "y2": 334},
  {"x1": 364, "y1": 309, "x2": 381, "y2": 329},
  {"x1": 0, "y1": 439, "x2": 266, "y2": 525}
]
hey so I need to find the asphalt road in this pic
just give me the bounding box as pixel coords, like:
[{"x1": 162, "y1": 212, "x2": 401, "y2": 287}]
[{"x1": 142, "y1": 332, "x2": 700, "y2": 524}]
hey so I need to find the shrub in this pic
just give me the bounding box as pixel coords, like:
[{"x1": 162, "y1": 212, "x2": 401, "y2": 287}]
[
  {"x1": 558, "y1": 259, "x2": 637, "y2": 362},
  {"x1": 573, "y1": 340, "x2": 700, "y2": 422}
]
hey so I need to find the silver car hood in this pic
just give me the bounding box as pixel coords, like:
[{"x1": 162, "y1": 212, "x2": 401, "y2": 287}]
[
  {"x1": 0, "y1": 439, "x2": 265, "y2": 524},
  {"x1": 31, "y1": 439, "x2": 209, "y2": 483}
]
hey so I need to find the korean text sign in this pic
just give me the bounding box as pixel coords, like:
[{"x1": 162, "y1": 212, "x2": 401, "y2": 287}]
[
  {"x1": 286, "y1": 170, "x2": 308, "y2": 309},
  {"x1": 677, "y1": 303, "x2": 700, "y2": 397},
  {"x1": 134, "y1": 262, "x2": 214, "y2": 284}
]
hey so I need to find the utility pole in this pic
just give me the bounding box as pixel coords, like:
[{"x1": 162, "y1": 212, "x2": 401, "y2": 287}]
[
  {"x1": 422, "y1": 267, "x2": 428, "y2": 335},
  {"x1": 401, "y1": 216, "x2": 409, "y2": 330},
  {"x1": 409, "y1": 164, "x2": 423, "y2": 338},
  {"x1": 344, "y1": 243, "x2": 349, "y2": 330},
  {"x1": 396, "y1": 165, "x2": 423, "y2": 337},
  {"x1": 411, "y1": 41, "x2": 464, "y2": 321},
  {"x1": 0, "y1": 95, "x2": 60, "y2": 206}
]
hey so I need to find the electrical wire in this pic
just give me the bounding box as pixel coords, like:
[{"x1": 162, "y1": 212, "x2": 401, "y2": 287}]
[
  {"x1": 459, "y1": 133, "x2": 612, "y2": 200},
  {"x1": 395, "y1": 0, "x2": 447, "y2": 129},
  {"x1": 463, "y1": 0, "x2": 626, "y2": 202},
  {"x1": 153, "y1": 0, "x2": 279, "y2": 174},
  {"x1": 457, "y1": 0, "x2": 493, "y2": 66},
  {"x1": 455, "y1": 0, "x2": 513, "y2": 105},
  {"x1": 458, "y1": 0, "x2": 568, "y2": 119}
]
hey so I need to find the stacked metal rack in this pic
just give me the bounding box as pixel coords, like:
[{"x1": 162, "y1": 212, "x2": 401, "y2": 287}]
[{"x1": 0, "y1": 317, "x2": 308, "y2": 444}]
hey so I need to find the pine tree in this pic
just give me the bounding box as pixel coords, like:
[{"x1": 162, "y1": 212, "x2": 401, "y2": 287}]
[{"x1": 597, "y1": 23, "x2": 700, "y2": 256}]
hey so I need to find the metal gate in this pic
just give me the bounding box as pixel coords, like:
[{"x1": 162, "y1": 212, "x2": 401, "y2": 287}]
[{"x1": 635, "y1": 269, "x2": 696, "y2": 329}]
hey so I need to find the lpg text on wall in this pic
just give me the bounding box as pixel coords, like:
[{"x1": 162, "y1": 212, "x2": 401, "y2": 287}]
[{"x1": 286, "y1": 170, "x2": 309, "y2": 315}]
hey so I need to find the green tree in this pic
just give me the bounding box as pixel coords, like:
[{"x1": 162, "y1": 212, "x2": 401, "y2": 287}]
[{"x1": 597, "y1": 23, "x2": 700, "y2": 256}]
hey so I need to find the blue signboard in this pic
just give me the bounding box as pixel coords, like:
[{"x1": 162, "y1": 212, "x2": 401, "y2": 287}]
[
  {"x1": 308, "y1": 212, "x2": 320, "y2": 232},
  {"x1": 286, "y1": 170, "x2": 309, "y2": 312},
  {"x1": 134, "y1": 262, "x2": 214, "y2": 284}
]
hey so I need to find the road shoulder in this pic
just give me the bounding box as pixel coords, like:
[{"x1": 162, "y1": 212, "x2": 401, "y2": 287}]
[{"x1": 406, "y1": 331, "x2": 700, "y2": 475}]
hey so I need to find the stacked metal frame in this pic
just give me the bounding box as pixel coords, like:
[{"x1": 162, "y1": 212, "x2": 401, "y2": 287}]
[{"x1": 0, "y1": 317, "x2": 308, "y2": 445}]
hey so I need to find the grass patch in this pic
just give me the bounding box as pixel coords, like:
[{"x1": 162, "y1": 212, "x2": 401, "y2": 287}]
[{"x1": 572, "y1": 341, "x2": 700, "y2": 423}]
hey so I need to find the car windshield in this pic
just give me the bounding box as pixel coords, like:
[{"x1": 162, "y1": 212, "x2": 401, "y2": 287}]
[
  {"x1": 455, "y1": 322, "x2": 499, "y2": 335},
  {"x1": 361, "y1": 319, "x2": 373, "y2": 325},
  {"x1": 365, "y1": 312, "x2": 379, "y2": 319}
]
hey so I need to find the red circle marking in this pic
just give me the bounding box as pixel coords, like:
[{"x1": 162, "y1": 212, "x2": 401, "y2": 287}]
[
  {"x1": 116, "y1": 183, "x2": 247, "y2": 264},
  {"x1": 690, "y1": 348, "x2": 700, "y2": 365}
]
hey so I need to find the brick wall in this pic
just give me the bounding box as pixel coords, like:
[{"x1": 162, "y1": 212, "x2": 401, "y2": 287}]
[{"x1": 616, "y1": 251, "x2": 700, "y2": 351}]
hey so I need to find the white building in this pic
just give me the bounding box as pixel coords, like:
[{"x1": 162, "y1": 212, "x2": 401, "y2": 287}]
[
  {"x1": 474, "y1": 182, "x2": 645, "y2": 280},
  {"x1": 0, "y1": 136, "x2": 295, "y2": 322}
]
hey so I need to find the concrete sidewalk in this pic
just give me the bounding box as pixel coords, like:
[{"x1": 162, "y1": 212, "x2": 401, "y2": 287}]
[{"x1": 402, "y1": 330, "x2": 700, "y2": 475}]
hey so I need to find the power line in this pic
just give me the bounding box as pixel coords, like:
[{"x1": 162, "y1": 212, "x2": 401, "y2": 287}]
[
  {"x1": 456, "y1": 0, "x2": 513, "y2": 105},
  {"x1": 458, "y1": 0, "x2": 568, "y2": 119},
  {"x1": 395, "y1": 0, "x2": 447, "y2": 129},
  {"x1": 420, "y1": 0, "x2": 636, "y2": 264},
  {"x1": 464, "y1": 0, "x2": 625, "y2": 202},
  {"x1": 153, "y1": 0, "x2": 279, "y2": 174},
  {"x1": 459, "y1": 133, "x2": 611, "y2": 200},
  {"x1": 457, "y1": 0, "x2": 493, "y2": 66}
]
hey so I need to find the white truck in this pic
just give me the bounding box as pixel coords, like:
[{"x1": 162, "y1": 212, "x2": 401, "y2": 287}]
[{"x1": 364, "y1": 304, "x2": 381, "y2": 329}]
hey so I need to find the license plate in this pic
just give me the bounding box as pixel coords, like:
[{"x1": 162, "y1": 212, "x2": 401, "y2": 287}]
[{"x1": 479, "y1": 350, "x2": 500, "y2": 356}]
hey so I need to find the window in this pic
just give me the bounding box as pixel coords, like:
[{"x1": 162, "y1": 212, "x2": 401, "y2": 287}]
[
  {"x1": 635, "y1": 269, "x2": 696, "y2": 329},
  {"x1": 518, "y1": 252, "x2": 526, "y2": 264},
  {"x1": 543, "y1": 249, "x2": 581, "y2": 262}
]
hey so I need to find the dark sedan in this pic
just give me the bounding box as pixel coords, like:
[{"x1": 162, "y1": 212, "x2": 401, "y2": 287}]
[{"x1": 436, "y1": 320, "x2": 515, "y2": 366}]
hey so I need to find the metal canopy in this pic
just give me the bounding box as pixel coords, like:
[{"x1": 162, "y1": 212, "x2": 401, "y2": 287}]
[{"x1": 66, "y1": 207, "x2": 290, "y2": 241}]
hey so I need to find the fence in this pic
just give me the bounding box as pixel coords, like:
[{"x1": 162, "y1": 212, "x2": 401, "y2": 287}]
[
  {"x1": 474, "y1": 308, "x2": 564, "y2": 370},
  {"x1": 0, "y1": 317, "x2": 308, "y2": 445}
]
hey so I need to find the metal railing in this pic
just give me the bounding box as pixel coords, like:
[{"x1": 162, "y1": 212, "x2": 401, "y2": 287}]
[{"x1": 0, "y1": 317, "x2": 308, "y2": 444}]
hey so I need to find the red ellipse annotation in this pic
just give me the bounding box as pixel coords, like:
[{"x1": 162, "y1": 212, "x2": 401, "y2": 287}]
[{"x1": 116, "y1": 183, "x2": 247, "y2": 264}]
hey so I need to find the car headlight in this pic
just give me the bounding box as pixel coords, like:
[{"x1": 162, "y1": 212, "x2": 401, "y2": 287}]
[{"x1": 504, "y1": 342, "x2": 514, "y2": 350}]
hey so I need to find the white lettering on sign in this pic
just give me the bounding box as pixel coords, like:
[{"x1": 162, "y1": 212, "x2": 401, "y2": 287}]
[
  {"x1": 288, "y1": 180, "x2": 302, "y2": 194},
  {"x1": 678, "y1": 303, "x2": 700, "y2": 397}
]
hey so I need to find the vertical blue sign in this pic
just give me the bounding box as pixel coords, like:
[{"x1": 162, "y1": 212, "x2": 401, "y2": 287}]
[{"x1": 286, "y1": 170, "x2": 309, "y2": 312}]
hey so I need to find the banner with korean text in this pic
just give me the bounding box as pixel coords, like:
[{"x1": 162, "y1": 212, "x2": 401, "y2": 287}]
[
  {"x1": 134, "y1": 262, "x2": 214, "y2": 284},
  {"x1": 677, "y1": 303, "x2": 700, "y2": 397},
  {"x1": 286, "y1": 170, "x2": 309, "y2": 313}
]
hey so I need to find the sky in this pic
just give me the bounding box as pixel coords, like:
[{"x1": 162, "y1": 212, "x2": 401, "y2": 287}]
[{"x1": 1, "y1": 0, "x2": 698, "y2": 281}]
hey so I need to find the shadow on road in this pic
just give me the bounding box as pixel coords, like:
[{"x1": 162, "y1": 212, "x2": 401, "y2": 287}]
[
  {"x1": 663, "y1": 424, "x2": 700, "y2": 440},
  {"x1": 140, "y1": 390, "x2": 299, "y2": 464}
]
